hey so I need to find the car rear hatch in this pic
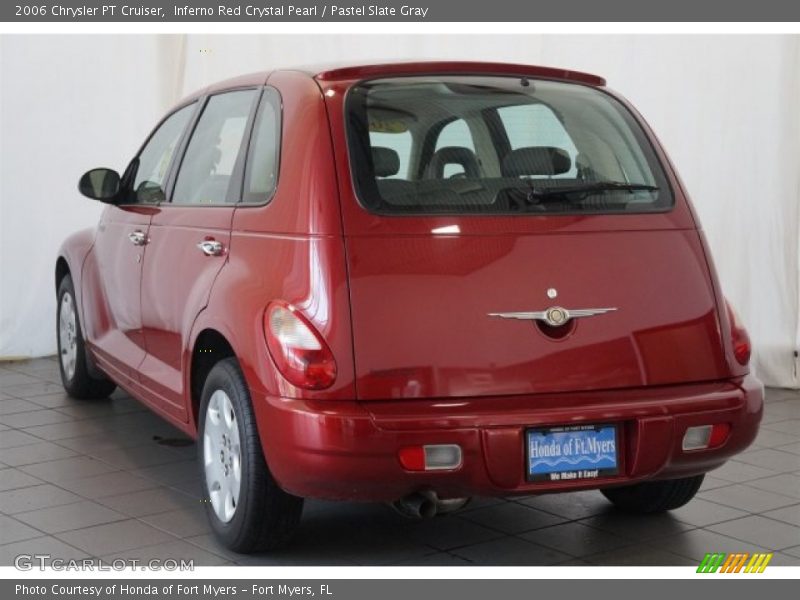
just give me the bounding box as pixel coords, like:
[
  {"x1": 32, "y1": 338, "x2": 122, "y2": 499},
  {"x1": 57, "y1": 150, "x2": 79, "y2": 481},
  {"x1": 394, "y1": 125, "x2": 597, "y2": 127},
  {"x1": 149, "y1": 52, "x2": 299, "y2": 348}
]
[
  {"x1": 342, "y1": 227, "x2": 728, "y2": 400},
  {"x1": 318, "y1": 68, "x2": 730, "y2": 401}
]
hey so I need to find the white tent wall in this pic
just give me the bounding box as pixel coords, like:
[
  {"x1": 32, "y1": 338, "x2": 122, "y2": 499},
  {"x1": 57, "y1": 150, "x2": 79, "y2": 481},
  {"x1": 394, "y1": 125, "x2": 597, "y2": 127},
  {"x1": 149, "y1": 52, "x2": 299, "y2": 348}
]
[
  {"x1": 0, "y1": 35, "x2": 185, "y2": 359},
  {"x1": 1, "y1": 34, "x2": 798, "y2": 388}
]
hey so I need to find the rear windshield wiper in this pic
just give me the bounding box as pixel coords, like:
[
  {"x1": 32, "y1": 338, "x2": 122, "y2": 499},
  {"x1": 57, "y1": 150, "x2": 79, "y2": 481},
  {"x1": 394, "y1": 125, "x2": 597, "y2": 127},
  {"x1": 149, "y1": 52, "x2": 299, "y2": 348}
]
[{"x1": 525, "y1": 181, "x2": 660, "y2": 200}]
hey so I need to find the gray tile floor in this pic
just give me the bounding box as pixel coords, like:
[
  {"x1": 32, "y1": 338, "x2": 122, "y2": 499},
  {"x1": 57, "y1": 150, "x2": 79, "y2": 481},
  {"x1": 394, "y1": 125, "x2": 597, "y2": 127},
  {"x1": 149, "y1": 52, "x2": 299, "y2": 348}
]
[{"x1": 2, "y1": 357, "x2": 800, "y2": 566}]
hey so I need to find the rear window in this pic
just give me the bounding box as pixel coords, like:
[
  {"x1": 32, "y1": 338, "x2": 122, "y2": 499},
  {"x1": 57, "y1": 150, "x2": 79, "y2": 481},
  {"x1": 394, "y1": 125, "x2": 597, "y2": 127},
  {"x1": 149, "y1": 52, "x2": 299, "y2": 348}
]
[{"x1": 345, "y1": 76, "x2": 673, "y2": 215}]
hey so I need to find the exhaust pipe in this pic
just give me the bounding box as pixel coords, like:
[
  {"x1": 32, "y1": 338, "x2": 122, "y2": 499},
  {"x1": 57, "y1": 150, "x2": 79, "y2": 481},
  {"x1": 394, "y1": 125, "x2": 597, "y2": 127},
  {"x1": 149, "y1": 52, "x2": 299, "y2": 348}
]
[
  {"x1": 392, "y1": 491, "x2": 438, "y2": 519},
  {"x1": 391, "y1": 491, "x2": 470, "y2": 519}
]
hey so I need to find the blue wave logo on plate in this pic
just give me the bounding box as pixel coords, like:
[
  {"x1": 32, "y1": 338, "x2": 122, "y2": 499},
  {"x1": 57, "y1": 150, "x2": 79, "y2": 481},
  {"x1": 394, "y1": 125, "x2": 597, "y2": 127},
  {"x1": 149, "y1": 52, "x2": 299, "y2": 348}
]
[{"x1": 534, "y1": 454, "x2": 616, "y2": 468}]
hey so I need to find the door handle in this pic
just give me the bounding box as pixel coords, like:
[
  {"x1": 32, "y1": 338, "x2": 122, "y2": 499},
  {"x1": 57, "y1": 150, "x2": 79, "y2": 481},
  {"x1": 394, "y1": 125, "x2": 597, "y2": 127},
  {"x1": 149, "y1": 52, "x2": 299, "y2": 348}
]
[
  {"x1": 197, "y1": 240, "x2": 224, "y2": 256},
  {"x1": 128, "y1": 230, "x2": 148, "y2": 246}
]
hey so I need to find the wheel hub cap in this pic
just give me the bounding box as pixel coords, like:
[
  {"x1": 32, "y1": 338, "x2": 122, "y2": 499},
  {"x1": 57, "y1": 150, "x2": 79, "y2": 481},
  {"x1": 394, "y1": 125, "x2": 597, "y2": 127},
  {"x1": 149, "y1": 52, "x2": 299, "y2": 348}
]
[
  {"x1": 203, "y1": 390, "x2": 242, "y2": 523},
  {"x1": 58, "y1": 292, "x2": 78, "y2": 381}
]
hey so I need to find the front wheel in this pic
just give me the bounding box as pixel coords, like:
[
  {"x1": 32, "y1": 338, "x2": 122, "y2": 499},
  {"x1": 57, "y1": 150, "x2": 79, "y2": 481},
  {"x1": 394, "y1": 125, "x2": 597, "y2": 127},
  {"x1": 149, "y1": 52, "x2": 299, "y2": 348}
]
[
  {"x1": 56, "y1": 275, "x2": 116, "y2": 399},
  {"x1": 199, "y1": 357, "x2": 303, "y2": 553},
  {"x1": 601, "y1": 475, "x2": 704, "y2": 514}
]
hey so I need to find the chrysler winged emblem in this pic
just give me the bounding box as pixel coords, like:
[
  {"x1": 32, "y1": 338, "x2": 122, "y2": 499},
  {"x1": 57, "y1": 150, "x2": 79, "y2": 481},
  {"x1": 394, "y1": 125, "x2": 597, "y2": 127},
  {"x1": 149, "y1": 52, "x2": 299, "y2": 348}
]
[{"x1": 488, "y1": 306, "x2": 617, "y2": 327}]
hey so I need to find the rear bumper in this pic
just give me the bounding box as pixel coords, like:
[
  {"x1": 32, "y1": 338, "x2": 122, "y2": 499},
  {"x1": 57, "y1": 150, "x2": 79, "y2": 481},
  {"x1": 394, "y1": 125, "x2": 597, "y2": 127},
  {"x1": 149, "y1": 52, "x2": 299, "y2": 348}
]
[{"x1": 254, "y1": 375, "x2": 763, "y2": 501}]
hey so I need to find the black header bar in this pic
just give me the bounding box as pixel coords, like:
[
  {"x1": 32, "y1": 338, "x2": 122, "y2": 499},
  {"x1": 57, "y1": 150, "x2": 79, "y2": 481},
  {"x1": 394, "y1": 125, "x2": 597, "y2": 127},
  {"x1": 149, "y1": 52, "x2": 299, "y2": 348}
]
[{"x1": 3, "y1": 1, "x2": 800, "y2": 22}]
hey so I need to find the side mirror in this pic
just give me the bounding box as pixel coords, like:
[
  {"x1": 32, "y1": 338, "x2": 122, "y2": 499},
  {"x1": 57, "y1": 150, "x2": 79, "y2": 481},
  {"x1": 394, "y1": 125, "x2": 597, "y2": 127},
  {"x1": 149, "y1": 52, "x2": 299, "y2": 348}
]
[{"x1": 78, "y1": 168, "x2": 121, "y2": 203}]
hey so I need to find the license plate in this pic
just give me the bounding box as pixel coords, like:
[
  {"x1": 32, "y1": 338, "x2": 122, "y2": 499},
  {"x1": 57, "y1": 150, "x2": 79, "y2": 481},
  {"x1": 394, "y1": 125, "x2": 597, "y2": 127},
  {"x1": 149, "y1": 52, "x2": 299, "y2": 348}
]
[{"x1": 527, "y1": 424, "x2": 618, "y2": 482}]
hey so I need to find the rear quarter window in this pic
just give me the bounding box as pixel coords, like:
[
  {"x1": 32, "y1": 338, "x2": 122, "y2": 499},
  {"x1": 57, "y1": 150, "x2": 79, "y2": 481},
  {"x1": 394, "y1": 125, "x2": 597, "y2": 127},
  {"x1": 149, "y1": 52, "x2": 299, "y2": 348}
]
[{"x1": 242, "y1": 87, "x2": 282, "y2": 204}]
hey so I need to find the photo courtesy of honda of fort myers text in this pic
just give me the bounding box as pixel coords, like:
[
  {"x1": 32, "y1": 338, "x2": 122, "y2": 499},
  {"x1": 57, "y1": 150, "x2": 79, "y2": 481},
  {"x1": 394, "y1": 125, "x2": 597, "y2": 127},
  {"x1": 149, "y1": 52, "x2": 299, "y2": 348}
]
[
  {"x1": 14, "y1": 584, "x2": 337, "y2": 597},
  {"x1": 1, "y1": 0, "x2": 800, "y2": 597}
]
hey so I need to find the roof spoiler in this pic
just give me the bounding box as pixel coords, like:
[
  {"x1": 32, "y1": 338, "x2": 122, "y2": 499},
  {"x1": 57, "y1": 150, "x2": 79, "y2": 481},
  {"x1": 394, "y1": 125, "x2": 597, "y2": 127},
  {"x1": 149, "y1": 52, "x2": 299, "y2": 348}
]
[{"x1": 314, "y1": 61, "x2": 606, "y2": 87}]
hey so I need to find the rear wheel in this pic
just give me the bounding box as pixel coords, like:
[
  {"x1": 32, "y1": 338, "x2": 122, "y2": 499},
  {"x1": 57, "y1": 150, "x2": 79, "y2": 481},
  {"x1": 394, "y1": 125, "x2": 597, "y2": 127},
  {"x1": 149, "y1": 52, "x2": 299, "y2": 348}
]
[
  {"x1": 199, "y1": 357, "x2": 303, "y2": 553},
  {"x1": 601, "y1": 475, "x2": 704, "y2": 514},
  {"x1": 56, "y1": 275, "x2": 116, "y2": 399}
]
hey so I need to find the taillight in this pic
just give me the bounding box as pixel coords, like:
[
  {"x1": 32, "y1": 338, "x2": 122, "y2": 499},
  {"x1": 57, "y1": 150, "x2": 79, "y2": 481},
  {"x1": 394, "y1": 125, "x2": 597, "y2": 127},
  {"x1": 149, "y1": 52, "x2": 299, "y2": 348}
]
[
  {"x1": 725, "y1": 299, "x2": 751, "y2": 366},
  {"x1": 264, "y1": 301, "x2": 336, "y2": 390}
]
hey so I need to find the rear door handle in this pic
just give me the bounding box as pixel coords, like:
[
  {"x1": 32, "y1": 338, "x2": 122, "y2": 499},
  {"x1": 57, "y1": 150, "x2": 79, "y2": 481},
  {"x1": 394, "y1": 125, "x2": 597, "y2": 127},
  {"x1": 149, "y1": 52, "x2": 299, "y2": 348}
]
[
  {"x1": 128, "y1": 230, "x2": 148, "y2": 246},
  {"x1": 197, "y1": 240, "x2": 224, "y2": 256}
]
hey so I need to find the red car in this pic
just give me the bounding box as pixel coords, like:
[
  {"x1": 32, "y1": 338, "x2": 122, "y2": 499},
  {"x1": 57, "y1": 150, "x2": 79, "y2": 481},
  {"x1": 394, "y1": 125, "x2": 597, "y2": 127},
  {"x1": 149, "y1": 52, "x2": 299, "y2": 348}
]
[{"x1": 57, "y1": 61, "x2": 763, "y2": 553}]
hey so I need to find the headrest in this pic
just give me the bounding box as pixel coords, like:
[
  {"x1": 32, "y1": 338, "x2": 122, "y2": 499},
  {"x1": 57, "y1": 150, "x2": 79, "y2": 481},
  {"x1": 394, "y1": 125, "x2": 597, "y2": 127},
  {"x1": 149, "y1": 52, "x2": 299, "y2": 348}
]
[
  {"x1": 426, "y1": 146, "x2": 481, "y2": 179},
  {"x1": 372, "y1": 147, "x2": 400, "y2": 177},
  {"x1": 502, "y1": 147, "x2": 571, "y2": 177}
]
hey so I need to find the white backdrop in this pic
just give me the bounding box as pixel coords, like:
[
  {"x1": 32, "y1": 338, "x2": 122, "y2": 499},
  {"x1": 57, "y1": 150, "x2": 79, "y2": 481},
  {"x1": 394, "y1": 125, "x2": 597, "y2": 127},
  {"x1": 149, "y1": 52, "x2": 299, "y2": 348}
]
[{"x1": 1, "y1": 35, "x2": 798, "y2": 388}]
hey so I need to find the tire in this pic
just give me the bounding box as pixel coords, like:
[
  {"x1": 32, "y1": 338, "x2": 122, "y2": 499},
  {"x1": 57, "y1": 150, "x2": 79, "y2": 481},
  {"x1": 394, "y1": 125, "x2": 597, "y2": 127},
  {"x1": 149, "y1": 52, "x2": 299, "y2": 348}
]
[
  {"x1": 56, "y1": 275, "x2": 116, "y2": 400},
  {"x1": 198, "y1": 357, "x2": 303, "y2": 553},
  {"x1": 601, "y1": 475, "x2": 705, "y2": 514}
]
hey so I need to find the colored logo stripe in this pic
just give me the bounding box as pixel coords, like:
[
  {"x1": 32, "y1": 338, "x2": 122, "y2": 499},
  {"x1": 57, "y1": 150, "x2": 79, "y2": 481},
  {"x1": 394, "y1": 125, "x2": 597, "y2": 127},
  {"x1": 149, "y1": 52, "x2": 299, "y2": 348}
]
[
  {"x1": 745, "y1": 553, "x2": 773, "y2": 573},
  {"x1": 697, "y1": 552, "x2": 772, "y2": 573},
  {"x1": 697, "y1": 553, "x2": 726, "y2": 573},
  {"x1": 720, "y1": 553, "x2": 748, "y2": 573}
]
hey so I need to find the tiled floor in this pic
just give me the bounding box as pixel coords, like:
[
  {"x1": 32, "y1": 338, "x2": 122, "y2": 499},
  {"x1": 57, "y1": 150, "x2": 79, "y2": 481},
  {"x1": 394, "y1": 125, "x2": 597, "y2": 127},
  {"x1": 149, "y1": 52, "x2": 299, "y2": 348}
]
[{"x1": 2, "y1": 357, "x2": 800, "y2": 566}]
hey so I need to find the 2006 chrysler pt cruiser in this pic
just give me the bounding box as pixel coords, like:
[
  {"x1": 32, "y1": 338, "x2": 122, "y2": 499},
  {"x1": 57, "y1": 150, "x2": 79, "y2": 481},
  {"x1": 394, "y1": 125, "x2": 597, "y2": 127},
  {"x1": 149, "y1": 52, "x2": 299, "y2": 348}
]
[{"x1": 57, "y1": 62, "x2": 763, "y2": 552}]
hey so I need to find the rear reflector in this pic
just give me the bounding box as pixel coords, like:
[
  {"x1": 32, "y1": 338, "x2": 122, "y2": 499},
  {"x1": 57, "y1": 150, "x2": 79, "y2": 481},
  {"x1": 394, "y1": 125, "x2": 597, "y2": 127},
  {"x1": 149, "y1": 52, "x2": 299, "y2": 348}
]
[
  {"x1": 683, "y1": 423, "x2": 730, "y2": 451},
  {"x1": 398, "y1": 445, "x2": 462, "y2": 471},
  {"x1": 708, "y1": 422, "x2": 731, "y2": 447}
]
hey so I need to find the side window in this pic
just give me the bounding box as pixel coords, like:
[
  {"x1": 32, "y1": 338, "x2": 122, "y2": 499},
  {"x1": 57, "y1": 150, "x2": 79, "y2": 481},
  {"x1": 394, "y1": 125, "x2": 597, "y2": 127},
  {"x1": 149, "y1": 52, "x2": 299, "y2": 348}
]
[
  {"x1": 434, "y1": 119, "x2": 476, "y2": 178},
  {"x1": 131, "y1": 104, "x2": 195, "y2": 204},
  {"x1": 369, "y1": 130, "x2": 412, "y2": 179},
  {"x1": 497, "y1": 104, "x2": 579, "y2": 178},
  {"x1": 172, "y1": 90, "x2": 258, "y2": 205},
  {"x1": 242, "y1": 88, "x2": 281, "y2": 204}
]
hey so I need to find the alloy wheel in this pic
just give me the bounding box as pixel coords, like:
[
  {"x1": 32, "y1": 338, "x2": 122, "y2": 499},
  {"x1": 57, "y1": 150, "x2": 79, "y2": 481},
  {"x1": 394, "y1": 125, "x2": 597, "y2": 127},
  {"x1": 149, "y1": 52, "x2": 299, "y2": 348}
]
[
  {"x1": 58, "y1": 292, "x2": 78, "y2": 382},
  {"x1": 203, "y1": 389, "x2": 243, "y2": 523}
]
